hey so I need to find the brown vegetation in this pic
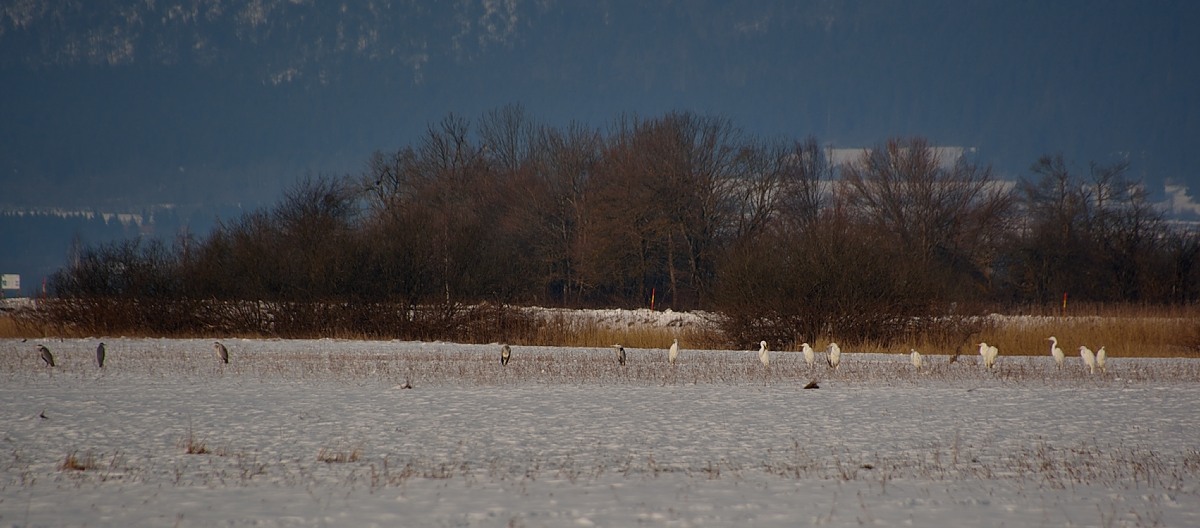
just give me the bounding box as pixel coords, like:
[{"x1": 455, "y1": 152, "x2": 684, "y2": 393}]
[{"x1": 33, "y1": 107, "x2": 1200, "y2": 348}]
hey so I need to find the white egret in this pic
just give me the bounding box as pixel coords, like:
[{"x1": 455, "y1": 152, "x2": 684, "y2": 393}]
[
  {"x1": 977, "y1": 342, "x2": 998, "y2": 369},
  {"x1": 613, "y1": 344, "x2": 626, "y2": 366},
  {"x1": 758, "y1": 341, "x2": 770, "y2": 367},
  {"x1": 827, "y1": 342, "x2": 841, "y2": 370},
  {"x1": 668, "y1": 338, "x2": 679, "y2": 365},
  {"x1": 1047, "y1": 336, "x2": 1065, "y2": 368},
  {"x1": 213, "y1": 341, "x2": 230, "y2": 364},
  {"x1": 96, "y1": 342, "x2": 106, "y2": 368},
  {"x1": 910, "y1": 349, "x2": 923, "y2": 370},
  {"x1": 37, "y1": 344, "x2": 55, "y2": 367},
  {"x1": 500, "y1": 344, "x2": 511, "y2": 366},
  {"x1": 1096, "y1": 346, "x2": 1107, "y2": 373},
  {"x1": 801, "y1": 342, "x2": 815, "y2": 368},
  {"x1": 1079, "y1": 345, "x2": 1096, "y2": 374}
]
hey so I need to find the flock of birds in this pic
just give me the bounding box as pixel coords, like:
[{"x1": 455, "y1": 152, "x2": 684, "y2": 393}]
[
  {"x1": 32, "y1": 341, "x2": 231, "y2": 368},
  {"x1": 29, "y1": 336, "x2": 1108, "y2": 375},
  {"x1": 492, "y1": 335, "x2": 1108, "y2": 374}
]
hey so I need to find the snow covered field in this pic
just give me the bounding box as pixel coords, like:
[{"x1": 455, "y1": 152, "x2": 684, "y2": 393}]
[{"x1": 2, "y1": 337, "x2": 1199, "y2": 527}]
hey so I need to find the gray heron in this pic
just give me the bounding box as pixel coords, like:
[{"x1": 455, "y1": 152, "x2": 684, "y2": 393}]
[{"x1": 38, "y1": 344, "x2": 55, "y2": 367}]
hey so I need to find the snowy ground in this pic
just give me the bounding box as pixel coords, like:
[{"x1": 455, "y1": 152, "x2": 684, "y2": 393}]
[{"x1": 2, "y1": 337, "x2": 1199, "y2": 527}]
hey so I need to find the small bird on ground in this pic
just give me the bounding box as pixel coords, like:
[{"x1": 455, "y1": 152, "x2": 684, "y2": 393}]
[
  {"x1": 38, "y1": 344, "x2": 55, "y2": 367},
  {"x1": 96, "y1": 342, "x2": 106, "y2": 368},
  {"x1": 500, "y1": 344, "x2": 511, "y2": 366},
  {"x1": 213, "y1": 341, "x2": 230, "y2": 364}
]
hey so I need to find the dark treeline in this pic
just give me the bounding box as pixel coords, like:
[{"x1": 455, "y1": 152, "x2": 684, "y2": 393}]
[{"x1": 46, "y1": 107, "x2": 1200, "y2": 345}]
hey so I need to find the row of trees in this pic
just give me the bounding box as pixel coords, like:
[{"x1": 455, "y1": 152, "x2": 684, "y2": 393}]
[{"x1": 48, "y1": 107, "x2": 1200, "y2": 344}]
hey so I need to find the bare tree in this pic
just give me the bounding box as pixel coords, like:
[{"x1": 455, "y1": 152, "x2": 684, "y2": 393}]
[{"x1": 840, "y1": 137, "x2": 1014, "y2": 298}]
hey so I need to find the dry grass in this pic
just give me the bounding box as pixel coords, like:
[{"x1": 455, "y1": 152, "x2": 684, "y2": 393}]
[
  {"x1": 179, "y1": 425, "x2": 211, "y2": 455},
  {"x1": 59, "y1": 451, "x2": 98, "y2": 471},
  {"x1": 318, "y1": 445, "x2": 363, "y2": 464},
  {"x1": 828, "y1": 309, "x2": 1200, "y2": 359}
]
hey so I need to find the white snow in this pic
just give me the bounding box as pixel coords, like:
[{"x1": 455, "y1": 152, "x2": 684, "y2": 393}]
[{"x1": 2, "y1": 337, "x2": 1198, "y2": 527}]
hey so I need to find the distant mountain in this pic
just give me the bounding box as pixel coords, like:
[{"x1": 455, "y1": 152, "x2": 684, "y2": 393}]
[{"x1": 1, "y1": 0, "x2": 1197, "y2": 208}]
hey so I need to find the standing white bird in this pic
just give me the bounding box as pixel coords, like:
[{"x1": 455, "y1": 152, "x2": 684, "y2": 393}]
[
  {"x1": 668, "y1": 338, "x2": 679, "y2": 365},
  {"x1": 613, "y1": 344, "x2": 626, "y2": 366},
  {"x1": 96, "y1": 342, "x2": 106, "y2": 368},
  {"x1": 1079, "y1": 345, "x2": 1096, "y2": 374},
  {"x1": 757, "y1": 341, "x2": 770, "y2": 367},
  {"x1": 827, "y1": 342, "x2": 841, "y2": 370},
  {"x1": 213, "y1": 341, "x2": 230, "y2": 364},
  {"x1": 37, "y1": 344, "x2": 55, "y2": 367},
  {"x1": 801, "y1": 342, "x2": 815, "y2": 368},
  {"x1": 1048, "y1": 336, "x2": 1065, "y2": 368},
  {"x1": 1096, "y1": 346, "x2": 1107, "y2": 373},
  {"x1": 977, "y1": 342, "x2": 998, "y2": 369},
  {"x1": 500, "y1": 344, "x2": 511, "y2": 366},
  {"x1": 910, "y1": 349, "x2": 923, "y2": 370}
]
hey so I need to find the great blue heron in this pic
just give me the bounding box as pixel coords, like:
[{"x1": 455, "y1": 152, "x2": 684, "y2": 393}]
[
  {"x1": 1080, "y1": 345, "x2": 1096, "y2": 374},
  {"x1": 96, "y1": 342, "x2": 106, "y2": 368},
  {"x1": 826, "y1": 342, "x2": 841, "y2": 370},
  {"x1": 500, "y1": 344, "x2": 511, "y2": 366},
  {"x1": 1048, "y1": 336, "x2": 1065, "y2": 368},
  {"x1": 1096, "y1": 346, "x2": 1107, "y2": 373},
  {"x1": 38, "y1": 344, "x2": 55, "y2": 367},
  {"x1": 910, "y1": 349, "x2": 923, "y2": 370},
  {"x1": 613, "y1": 344, "x2": 626, "y2": 366},
  {"x1": 757, "y1": 341, "x2": 770, "y2": 367},
  {"x1": 668, "y1": 339, "x2": 679, "y2": 365},
  {"x1": 213, "y1": 341, "x2": 230, "y2": 364}
]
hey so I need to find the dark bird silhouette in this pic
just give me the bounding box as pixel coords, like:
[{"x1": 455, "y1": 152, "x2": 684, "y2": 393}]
[
  {"x1": 96, "y1": 342, "x2": 106, "y2": 368},
  {"x1": 213, "y1": 341, "x2": 229, "y2": 364},
  {"x1": 613, "y1": 345, "x2": 626, "y2": 366},
  {"x1": 37, "y1": 344, "x2": 55, "y2": 367},
  {"x1": 500, "y1": 344, "x2": 511, "y2": 366},
  {"x1": 39, "y1": 410, "x2": 48, "y2": 419}
]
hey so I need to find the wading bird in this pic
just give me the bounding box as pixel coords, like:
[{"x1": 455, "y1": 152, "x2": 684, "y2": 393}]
[
  {"x1": 38, "y1": 344, "x2": 55, "y2": 367},
  {"x1": 1096, "y1": 346, "x2": 1107, "y2": 373},
  {"x1": 500, "y1": 344, "x2": 511, "y2": 366},
  {"x1": 758, "y1": 341, "x2": 770, "y2": 367},
  {"x1": 1079, "y1": 345, "x2": 1096, "y2": 374},
  {"x1": 910, "y1": 349, "x2": 923, "y2": 370},
  {"x1": 613, "y1": 344, "x2": 626, "y2": 366},
  {"x1": 978, "y1": 342, "x2": 999, "y2": 369},
  {"x1": 1048, "y1": 336, "x2": 1065, "y2": 368},
  {"x1": 96, "y1": 342, "x2": 106, "y2": 368},
  {"x1": 668, "y1": 338, "x2": 679, "y2": 365},
  {"x1": 801, "y1": 342, "x2": 815, "y2": 368},
  {"x1": 827, "y1": 342, "x2": 841, "y2": 370},
  {"x1": 213, "y1": 341, "x2": 230, "y2": 364}
]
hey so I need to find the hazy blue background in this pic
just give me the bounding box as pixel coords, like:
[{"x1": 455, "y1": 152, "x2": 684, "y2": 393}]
[{"x1": 1, "y1": 0, "x2": 1198, "y2": 291}]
